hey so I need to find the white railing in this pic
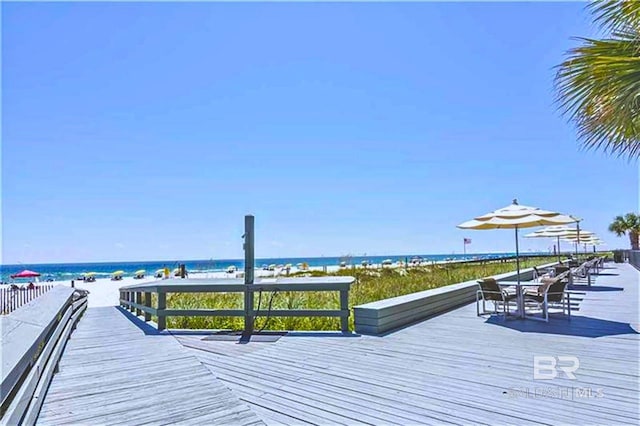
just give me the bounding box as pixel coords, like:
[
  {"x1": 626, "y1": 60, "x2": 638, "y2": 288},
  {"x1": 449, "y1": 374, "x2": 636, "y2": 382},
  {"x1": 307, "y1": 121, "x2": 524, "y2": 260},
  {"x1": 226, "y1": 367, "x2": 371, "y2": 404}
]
[{"x1": 1, "y1": 284, "x2": 55, "y2": 315}]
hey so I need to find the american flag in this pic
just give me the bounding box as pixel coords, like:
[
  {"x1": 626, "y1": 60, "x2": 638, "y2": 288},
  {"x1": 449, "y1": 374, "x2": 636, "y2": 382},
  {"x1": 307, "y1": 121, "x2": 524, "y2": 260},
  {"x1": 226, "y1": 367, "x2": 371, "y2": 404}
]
[{"x1": 464, "y1": 238, "x2": 471, "y2": 244}]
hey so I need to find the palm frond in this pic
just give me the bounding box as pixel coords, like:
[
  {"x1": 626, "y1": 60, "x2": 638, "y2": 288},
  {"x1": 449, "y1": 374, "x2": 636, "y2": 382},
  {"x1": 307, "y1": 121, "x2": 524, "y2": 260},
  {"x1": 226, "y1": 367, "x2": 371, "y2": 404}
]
[
  {"x1": 555, "y1": 27, "x2": 640, "y2": 158},
  {"x1": 589, "y1": 0, "x2": 640, "y2": 34}
]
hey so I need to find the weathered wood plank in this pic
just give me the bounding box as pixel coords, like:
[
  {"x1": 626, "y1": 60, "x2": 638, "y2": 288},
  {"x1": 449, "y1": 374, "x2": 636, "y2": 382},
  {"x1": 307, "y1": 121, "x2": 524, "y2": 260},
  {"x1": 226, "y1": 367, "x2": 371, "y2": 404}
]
[
  {"x1": 36, "y1": 307, "x2": 263, "y2": 425},
  {"x1": 179, "y1": 262, "x2": 639, "y2": 425},
  {"x1": 1, "y1": 286, "x2": 75, "y2": 408}
]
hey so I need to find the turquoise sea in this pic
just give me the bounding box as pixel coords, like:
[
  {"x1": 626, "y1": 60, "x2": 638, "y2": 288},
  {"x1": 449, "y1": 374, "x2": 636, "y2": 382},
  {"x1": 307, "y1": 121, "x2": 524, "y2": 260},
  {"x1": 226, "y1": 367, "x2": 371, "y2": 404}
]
[{"x1": 0, "y1": 252, "x2": 549, "y2": 283}]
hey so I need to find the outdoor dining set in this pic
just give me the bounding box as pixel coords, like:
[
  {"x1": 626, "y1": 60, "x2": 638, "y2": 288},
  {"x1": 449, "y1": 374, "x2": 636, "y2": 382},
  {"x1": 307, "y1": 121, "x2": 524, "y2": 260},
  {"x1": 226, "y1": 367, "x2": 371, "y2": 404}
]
[
  {"x1": 456, "y1": 199, "x2": 606, "y2": 323},
  {"x1": 475, "y1": 257, "x2": 605, "y2": 322}
]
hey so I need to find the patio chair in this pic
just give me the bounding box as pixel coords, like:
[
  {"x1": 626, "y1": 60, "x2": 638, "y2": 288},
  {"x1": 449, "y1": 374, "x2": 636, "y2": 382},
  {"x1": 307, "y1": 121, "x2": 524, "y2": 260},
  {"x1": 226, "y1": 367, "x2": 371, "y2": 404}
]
[
  {"x1": 476, "y1": 278, "x2": 517, "y2": 318},
  {"x1": 523, "y1": 277, "x2": 571, "y2": 322},
  {"x1": 533, "y1": 266, "x2": 541, "y2": 282}
]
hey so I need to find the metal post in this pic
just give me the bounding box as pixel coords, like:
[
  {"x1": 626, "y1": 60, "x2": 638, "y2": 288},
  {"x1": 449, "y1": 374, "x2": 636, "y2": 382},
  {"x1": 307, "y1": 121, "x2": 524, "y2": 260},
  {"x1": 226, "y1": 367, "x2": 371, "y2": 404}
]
[
  {"x1": 515, "y1": 226, "x2": 520, "y2": 284},
  {"x1": 243, "y1": 215, "x2": 255, "y2": 336},
  {"x1": 157, "y1": 292, "x2": 166, "y2": 331}
]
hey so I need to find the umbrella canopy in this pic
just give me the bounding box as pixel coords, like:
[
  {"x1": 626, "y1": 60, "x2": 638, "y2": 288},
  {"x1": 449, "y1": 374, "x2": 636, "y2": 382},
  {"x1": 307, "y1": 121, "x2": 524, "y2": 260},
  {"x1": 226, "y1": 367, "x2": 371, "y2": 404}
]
[
  {"x1": 563, "y1": 235, "x2": 604, "y2": 253},
  {"x1": 459, "y1": 201, "x2": 577, "y2": 229},
  {"x1": 458, "y1": 199, "x2": 577, "y2": 284},
  {"x1": 524, "y1": 226, "x2": 592, "y2": 238},
  {"x1": 565, "y1": 237, "x2": 603, "y2": 244},
  {"x1": 84, "y1": 272, "x2": 97, "y2": 277},
  {"x1": 525, "y1": 227, "x2": 594, "y2": 261},
  {"x1": 112, "y1": 270, "x2": 125, "y2": 276},
  {"x1": 135, "y1": 269, "x2": 146, "y2": 275},
  {"x1": 563, "y1": 234, "x2": 600, "y2": 243},
  {"x1": 10, "y1": 269, "x2": 41, "y2": 279},
  {"x1": 155, "y1": 269, "x2": 164, "y2": 274}
]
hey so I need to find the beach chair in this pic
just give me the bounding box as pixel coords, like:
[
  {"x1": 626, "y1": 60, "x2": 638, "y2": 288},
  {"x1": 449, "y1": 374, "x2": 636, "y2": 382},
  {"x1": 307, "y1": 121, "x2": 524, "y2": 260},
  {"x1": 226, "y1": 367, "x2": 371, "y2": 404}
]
[
  {"x1": 523, "y1": 277, "x2": 571, "y2": 322},
  {"x1": 476, "y1": 278, "x2": 517, "y2": 318}
]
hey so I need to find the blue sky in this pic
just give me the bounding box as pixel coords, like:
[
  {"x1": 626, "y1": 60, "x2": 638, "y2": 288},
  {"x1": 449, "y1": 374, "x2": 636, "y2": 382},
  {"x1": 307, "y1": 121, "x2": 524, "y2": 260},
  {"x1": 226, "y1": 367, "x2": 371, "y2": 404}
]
[{"x1": 2, "y1": 2, "x2": 638, "y2": 264}]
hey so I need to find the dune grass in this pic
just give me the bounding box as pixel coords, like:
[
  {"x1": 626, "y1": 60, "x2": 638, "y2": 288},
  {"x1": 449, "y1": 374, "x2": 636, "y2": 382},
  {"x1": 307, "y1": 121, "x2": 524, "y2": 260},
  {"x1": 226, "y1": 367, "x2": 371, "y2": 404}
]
[{"x1": 164, "y1": 257, "x2": 555, "y2": 331}]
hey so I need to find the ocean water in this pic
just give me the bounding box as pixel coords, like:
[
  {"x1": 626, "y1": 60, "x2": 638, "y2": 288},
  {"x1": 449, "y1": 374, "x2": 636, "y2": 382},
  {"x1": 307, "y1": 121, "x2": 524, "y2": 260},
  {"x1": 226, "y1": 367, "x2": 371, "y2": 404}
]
[{"x1": 0, "y1": 252, "x2": 540, "y2": 282}]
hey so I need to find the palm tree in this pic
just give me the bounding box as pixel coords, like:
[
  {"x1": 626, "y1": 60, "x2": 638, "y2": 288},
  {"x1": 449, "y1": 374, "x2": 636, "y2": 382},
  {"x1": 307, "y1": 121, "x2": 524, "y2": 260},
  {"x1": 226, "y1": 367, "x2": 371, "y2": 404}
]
[
  {"x1": 555, "y1": 1, "x2": 640, "y2": 159},
  {"x1": 608, "y1": 213, "x2": 640, "y2": 249}
]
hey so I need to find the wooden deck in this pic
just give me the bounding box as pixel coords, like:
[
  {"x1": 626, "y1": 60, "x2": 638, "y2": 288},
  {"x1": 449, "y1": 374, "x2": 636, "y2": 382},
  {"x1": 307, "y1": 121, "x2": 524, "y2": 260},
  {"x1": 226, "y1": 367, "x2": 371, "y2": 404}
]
[
  {"x1": 36, "y1": 307, "x2": 263, "y2": 425},
  {"x1": 36, "y1": 263, "x2": 639, "y2": 425}
]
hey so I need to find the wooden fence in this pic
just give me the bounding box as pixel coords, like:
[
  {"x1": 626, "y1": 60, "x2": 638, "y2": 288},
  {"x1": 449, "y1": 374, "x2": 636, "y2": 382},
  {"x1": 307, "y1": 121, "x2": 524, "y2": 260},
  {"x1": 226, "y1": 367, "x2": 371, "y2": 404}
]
[
  {"x1": 1, "y1": 285, "x2": 55, "y2": 315},
  {"x1": 120, "y1": 277, "x2": 354, "y2": 332}
]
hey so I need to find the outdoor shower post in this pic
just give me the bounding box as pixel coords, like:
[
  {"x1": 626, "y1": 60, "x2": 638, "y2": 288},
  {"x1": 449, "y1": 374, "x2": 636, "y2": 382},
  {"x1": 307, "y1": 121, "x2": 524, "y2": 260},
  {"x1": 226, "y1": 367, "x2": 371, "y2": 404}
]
[{"x1": 243, "y1": 215, "x2": 255, "y2": 336}]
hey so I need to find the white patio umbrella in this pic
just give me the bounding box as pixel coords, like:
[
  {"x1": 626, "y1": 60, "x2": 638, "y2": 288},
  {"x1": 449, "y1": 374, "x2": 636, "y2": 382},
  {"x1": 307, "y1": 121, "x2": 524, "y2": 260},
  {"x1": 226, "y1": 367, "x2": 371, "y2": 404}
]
[
  {"x1": 562, "y1": 233, "x2": 599, "y2": 243},
  {"x1": 563, "y1": 234, "x2": 603, "y2": 253},
  {"x1": 524, "y1": 225, "x2": 573, "y2": 262},
  {"x1": 524, "y1": 226, "x2": 593, "y2": 262},
  {"x1": 457, "y1": 199, "x2": 577, "y2": 285}
]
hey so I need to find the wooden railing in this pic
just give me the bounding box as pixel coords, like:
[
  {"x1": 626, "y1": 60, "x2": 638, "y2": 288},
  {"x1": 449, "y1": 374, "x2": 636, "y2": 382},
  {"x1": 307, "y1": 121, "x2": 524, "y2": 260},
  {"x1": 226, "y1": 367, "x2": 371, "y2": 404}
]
[
  {"x1": 119, "y1": 277, "x2": 354, "y2": 333},
  {"x1": 1, "y1": 286, "x2": 88, "y2": 425},
  {"x1": 1, "y1": 284, "x2": 55, "y2": 315}
]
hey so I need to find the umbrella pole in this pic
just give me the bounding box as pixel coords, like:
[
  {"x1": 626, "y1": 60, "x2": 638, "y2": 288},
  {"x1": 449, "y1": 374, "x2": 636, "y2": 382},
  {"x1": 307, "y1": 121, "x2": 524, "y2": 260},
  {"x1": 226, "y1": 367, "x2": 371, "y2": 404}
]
[
  {"x1": 515, "y1": 226, "x2": 520, "y2": 284},
  {"x1": 557, "y1": 236, "x2": 561, "y2": 263}
]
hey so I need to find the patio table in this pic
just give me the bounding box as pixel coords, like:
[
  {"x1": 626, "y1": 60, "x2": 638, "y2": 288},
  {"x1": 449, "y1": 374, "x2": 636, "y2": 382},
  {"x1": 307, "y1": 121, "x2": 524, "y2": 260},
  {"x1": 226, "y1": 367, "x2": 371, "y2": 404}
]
[{"x1": 498, "y1": 281, "x2": 542, "y2": 319}]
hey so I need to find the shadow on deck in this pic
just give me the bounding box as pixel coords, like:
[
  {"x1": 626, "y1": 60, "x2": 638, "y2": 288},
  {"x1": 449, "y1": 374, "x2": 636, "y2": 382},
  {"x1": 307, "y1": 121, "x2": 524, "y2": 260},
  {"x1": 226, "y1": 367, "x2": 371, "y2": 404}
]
[
  {"x1": 37, "y1": 263, "x2": 640, "y2": 426},
  {"x1": 485, "y1": 315, "x2": 638, "y2": 337}
]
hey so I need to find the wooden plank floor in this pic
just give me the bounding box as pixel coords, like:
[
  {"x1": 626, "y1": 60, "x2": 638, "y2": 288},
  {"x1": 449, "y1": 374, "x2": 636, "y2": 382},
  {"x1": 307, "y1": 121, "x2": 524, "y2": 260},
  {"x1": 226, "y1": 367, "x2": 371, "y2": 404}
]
[
  {"x1": 36, "y1": 307, "x2": 264, "y2": 425},
  {"x1": 175, "y1": 263, "x2": 640, "y2": 425},
  {"x1": 36, "y1": 263, "x2": 639, "y2": 425}
]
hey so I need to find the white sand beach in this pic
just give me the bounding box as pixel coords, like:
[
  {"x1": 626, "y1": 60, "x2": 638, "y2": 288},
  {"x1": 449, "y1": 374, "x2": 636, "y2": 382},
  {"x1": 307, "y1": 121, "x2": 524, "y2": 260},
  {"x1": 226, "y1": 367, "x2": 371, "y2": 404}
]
[
  {"x1": 5, "y1": 260, "x2": 447, "y2": 308},
  {"x1": 44, "y1": 265, "x2": 345, "y2": 308}
]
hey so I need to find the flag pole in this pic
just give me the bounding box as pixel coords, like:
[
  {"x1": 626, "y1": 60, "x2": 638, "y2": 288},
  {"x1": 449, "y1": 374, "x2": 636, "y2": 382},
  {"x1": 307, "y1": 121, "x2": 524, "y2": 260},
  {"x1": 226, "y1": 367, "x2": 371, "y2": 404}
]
[{"x1": 463, "y1": 238, "x2": 466, "y2": 256}]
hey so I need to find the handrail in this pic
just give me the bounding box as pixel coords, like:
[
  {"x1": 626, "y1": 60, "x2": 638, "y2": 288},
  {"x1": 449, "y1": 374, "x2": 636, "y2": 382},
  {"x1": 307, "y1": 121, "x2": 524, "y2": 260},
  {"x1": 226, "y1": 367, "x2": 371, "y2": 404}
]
[
  {"x1": 0, "y1": 288, "x2": 88, "y2": 425},
  {"x1": 119, "y1": 277, "x2": 354, "y2": 333}
]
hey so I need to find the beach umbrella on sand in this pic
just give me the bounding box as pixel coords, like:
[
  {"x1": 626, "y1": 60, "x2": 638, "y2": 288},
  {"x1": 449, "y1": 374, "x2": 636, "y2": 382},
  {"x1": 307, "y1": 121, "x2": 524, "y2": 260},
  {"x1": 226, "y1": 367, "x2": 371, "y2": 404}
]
[
  {"x1": 10, "y1": 270, "x2": 41, "y2": 279},
  {"x1": 112, "y1": 270, "x2": 125, "y2": 277},
  {"x1": 457, "y1": 199, "x2": 577, "y2": 285}
]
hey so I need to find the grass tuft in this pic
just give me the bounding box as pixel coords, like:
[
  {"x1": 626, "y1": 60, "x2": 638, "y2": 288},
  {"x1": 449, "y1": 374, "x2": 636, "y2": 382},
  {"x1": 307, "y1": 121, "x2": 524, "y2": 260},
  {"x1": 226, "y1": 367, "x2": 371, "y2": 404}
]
[{"x1": 164, "y1": 257, "x2": 555, "y2": 331}]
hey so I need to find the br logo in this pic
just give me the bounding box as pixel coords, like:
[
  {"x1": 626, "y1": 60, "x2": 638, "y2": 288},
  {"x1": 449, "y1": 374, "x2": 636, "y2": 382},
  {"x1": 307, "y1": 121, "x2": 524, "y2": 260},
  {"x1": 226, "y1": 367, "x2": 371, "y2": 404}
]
[{"x1": 533, "y1": 355, "x2": 580, "y2": 380}]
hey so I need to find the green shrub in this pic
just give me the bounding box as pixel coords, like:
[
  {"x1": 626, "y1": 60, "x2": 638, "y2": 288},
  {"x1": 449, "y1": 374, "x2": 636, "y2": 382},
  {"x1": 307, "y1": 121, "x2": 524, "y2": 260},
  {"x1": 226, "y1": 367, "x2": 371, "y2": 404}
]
[{"x1": 166, "y1": 257, "x2": 553, "y2": 331}]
